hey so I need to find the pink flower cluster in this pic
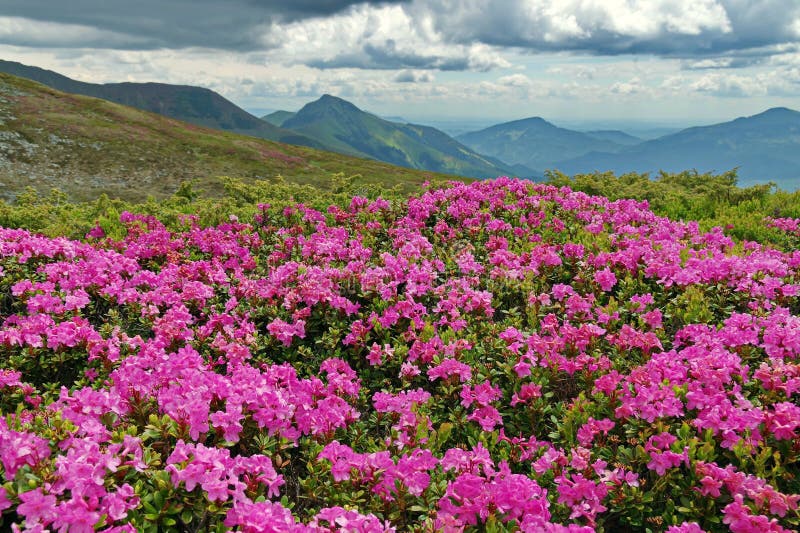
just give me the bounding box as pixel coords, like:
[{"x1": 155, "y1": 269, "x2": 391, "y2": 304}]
[
  {"x1": 765, "y1": 216, "x2": 800, "y2": 236},
  {"x1": 1, "y1": 178, "x2": 799, "y2": 531}
]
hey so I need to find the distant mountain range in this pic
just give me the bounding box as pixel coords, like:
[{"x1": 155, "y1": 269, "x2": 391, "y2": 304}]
[
  {"x1": 456, "y1": 117, "x2": 630, "y2": 174},
  {"x1": 2, "y1": 59, "x2": 799, "y2": 190},
  {"x1": 0, "y1": 72, "x2": 454, "y2": 202},
  {"x1": 0, "y1": 60, "x2": 514, "y2": 179},
  {"x1": 456, "y1": 112, "x2": 800, "y2": 189},
  {"x1": 554, "y1": 107, "x2": 800, "y2": 189},
  {"x1": 265, "y1": 99, "x2": 800, "y2": 190},
  {"x1": 583, "y1": 130, "x2": 642, "y2": 146}
]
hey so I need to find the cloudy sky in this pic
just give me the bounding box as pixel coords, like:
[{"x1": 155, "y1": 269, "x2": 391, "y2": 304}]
[{"x1": 1, "y1": 1, "x2": 799, "y2": 128}]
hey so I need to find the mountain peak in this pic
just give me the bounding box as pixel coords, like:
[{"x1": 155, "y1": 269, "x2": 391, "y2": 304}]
[
  {"x1": 455, "y1": 115, "x2": 617, "y2": 172},
  {"x1": 729, "y1": 106, "x2": 800, "y2": 127},
  {"x1": 278, "y1": 93, "x2": 516, "y2": 178},
  {"x1": 283, "y1": 94, "x2": 368, "y2": 129},
  {"x1": 314, "y1": 94, "x2": 359, "y2": 109},
  {"x1": 754, "y1": 107, "x2": 798, "y2": 118},
  {"x1": 502, "y1": 116, "x2": 552, "y2": 128}
]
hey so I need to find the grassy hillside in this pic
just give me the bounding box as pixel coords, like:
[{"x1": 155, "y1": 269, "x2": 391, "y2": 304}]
[
  {"x1": 0, "y1": 73, "x2": 465, "y2": 203},
  {"x1": 0, "y1": 60, "x2": 321, "y2": 149}
]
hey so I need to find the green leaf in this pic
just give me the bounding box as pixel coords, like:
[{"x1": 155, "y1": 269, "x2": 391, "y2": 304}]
[
  {"x1": 153, "y1": 491, "x2": 164, "y2": 509},
  {"x1": 435, "y1": 422, "x2": 453, "y2": 451}
]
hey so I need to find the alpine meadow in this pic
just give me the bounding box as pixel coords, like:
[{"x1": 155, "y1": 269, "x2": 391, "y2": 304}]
[{"x1": 1, "y1": 1, "x2": 800, "y2": 532}]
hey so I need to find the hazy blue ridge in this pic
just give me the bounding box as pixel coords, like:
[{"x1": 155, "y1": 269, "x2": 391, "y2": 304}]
[
  {"x1": 456, "y1": 116, "x2": 627, "y2": 171},
  {"x1": 554, "y1": 107, "x2": 800, "y2": 189}
]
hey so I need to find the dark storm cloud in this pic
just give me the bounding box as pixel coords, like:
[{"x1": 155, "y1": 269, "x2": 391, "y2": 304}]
[
  {"x1": 308, "y1": 41, "x2": 476, "y2": 71},
  {"x1": 0, "y1": 0, "x2": 409, "y2": 50},
  {"x1": 246, "y1": 0, "x2": 408, "y2": 17},
  {"x1": 393, "y1": 69, "x2": 434, "y2": 82},
  {"x1": 0, "y1": 0, "x2": 798, "y2": 71},
  {"x1": 407, "y1": 0, "x2": 800, "y2": 61}
]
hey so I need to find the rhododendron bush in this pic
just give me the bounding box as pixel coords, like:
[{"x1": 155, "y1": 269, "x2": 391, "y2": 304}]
[{"x1": 1, "y1": 178, "x2": 798, "y2": 532}]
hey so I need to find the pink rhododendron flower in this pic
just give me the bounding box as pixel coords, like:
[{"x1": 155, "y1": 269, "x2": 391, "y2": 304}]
[
  {"x1": 427, "y1": 358, "x2": 472, "y2": 382},
  {"x1": 468, "y1": 406, "x2": 503, "y2": 431},
  {"x1": 593, "y1": 268, "x2": 617, "y2": 291},
  {"x1": 267, "y1": 318, "x2": 306, "y2": 346},
  {"x1": 0, "y1": 425, "x2": 52, "y2": 478},
  {"x1": 510, "y1": 383, "x2": 542, "y2": 406},
  {"x1": 0, "y1": 487, "x2": 11, "y2": 512},
  {"x1": 16, "y1": 488, "x2": 58, "y2": 526},
  {"x1": 224, "y1": 500, "x2": 305, "y2": 532}
]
